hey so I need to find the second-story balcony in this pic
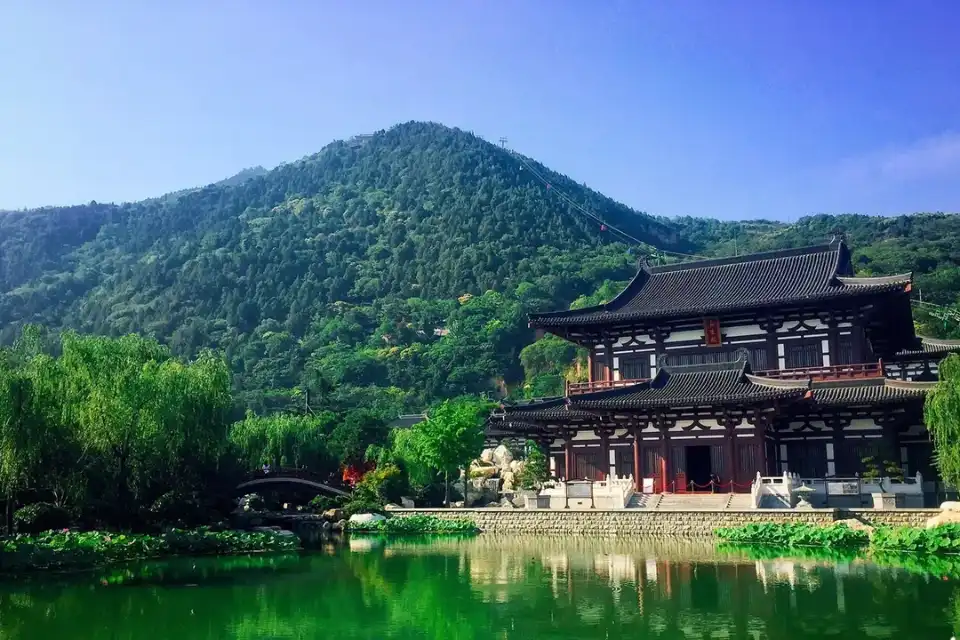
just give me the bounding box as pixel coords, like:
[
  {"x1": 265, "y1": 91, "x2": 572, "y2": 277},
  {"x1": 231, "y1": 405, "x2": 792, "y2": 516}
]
[
  {"x1": 755, "y1": 360, "x2": 885, "y2": 381},
  {"x1": 565, "y1": 360, "x2": 886, "y2": 397},
  {"x1": 566, "y1": 378, "x2": 649, "y2": 395}
]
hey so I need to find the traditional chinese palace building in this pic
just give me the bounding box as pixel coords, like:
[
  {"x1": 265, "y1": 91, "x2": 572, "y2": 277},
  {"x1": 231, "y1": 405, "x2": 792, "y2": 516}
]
[{"x1": 488, "y1": 240, "x2": 960, "y2": 493}]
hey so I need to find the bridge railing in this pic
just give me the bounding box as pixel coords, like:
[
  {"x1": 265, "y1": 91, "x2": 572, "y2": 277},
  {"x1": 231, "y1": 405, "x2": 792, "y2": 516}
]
[{"x1": 238, "y1": 468, "x2": 350, "y2": 496}]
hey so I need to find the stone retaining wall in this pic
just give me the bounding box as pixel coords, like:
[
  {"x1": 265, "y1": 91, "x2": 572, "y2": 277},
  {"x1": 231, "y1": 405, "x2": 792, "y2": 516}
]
[
  {"x1": 391, "y1": 508, "x2": 938, "y2": 536},
  {"x1": 839, "y1": 509, "x2": 935, "y2": 528}
]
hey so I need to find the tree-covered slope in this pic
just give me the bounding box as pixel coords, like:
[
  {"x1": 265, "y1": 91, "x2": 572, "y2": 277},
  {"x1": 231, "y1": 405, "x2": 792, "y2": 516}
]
[
  {"x1": 1, "y1": 120, "x2": 959, "y2": 415},
  {"x1": 0, "y1": 122, "x2": 690, "y2": 412}
]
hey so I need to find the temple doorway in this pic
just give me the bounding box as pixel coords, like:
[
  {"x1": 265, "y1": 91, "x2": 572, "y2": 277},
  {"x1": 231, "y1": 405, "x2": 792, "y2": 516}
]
[{"x1": 686, "y1": 445, "x2": 713, "y2": 490}]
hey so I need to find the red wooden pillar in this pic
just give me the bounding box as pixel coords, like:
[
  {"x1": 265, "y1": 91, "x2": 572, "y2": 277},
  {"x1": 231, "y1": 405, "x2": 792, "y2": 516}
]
[
  {"x1": 723, "y1": 417, "x2": 737, "y2": 489},
  {"x1": 587, "y1": 351, "x2": 595, "y2": 382},
  {"x1": 564, "y1": 437, "x2": 573, "y2": 481},
  {"x1": 659, "y1": 424, "x2": 670, "y2": 492},
  {"x1": 598, "y1": 430, "x2": 610, "y2": 480},
  {"x1": 604, "y1": 341, "x2": 614, "y2": 381},
  {"x1": 633, "y1": 428, "x2": 642, "y2": 492},
  {"x1": 755, "y1": 416, "x2": 769, "y2": 476}
]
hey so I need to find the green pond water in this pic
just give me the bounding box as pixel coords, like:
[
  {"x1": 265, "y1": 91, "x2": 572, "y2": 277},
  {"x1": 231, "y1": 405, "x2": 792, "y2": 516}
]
[{"x1": 2, "y1": 536, "x2": 959, "y2": 639}]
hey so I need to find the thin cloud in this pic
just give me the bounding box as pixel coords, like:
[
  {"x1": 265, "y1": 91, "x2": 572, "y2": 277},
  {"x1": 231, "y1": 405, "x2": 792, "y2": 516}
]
[{"x1": 835, "y1": 131, "x2": 960, "y2": 186}]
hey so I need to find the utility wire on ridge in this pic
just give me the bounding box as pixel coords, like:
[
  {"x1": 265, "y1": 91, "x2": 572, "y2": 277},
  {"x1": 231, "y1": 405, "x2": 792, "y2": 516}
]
[
  {"x1": 508, "y1": 149, "x2": 710, "y2": 261},
  {"x1": 911, "y1": 298, "x2": 960, "y2": 326}
]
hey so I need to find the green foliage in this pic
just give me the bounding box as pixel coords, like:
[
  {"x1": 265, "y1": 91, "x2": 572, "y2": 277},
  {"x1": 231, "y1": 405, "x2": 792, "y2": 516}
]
[
  {"x1": 517, "y1": 440, "x2": 549, "y2": 490},
  {"x1": 569, "y1": 279, "x2": 631, "y2": 310},
  {"x1": 229, "y1": 410, "x2": 334, "y2": 470},
  {"x1": 871, "y1": 524, "x2": 960, "y2": 554},
  {"x1": 145, "y1": 491, "x2": 220, "y2": 529},
  {"x1": 346, "y1": 514, "x2": 478, "y2": 534},
  {"x1": 0, "y1": 327, "x2": 234, "y2": 529},
  {"x1": 0, "y1": 528, "x2": 299, "y2": 572},
  {"x1": 861, "y1": 456, "x2": 905, "y2": 482},
  {"x1": 714, "y1": 522, "x2": 870, "y2": 548},
  {"x1": 342, "y1": 463, "x2": 402, "y2": 517},
  {"x1": 1, "y1": 122, "x2": 959, "y2": 440},
  {"x1": 13, "y1": 503, "x2": 70, "y2": 534},
  {"x1": 717, "y1": 521, "x2": 960, "y2": 557},
  {"x1": 307, "y1": 494, "x2": 340, "y2": 513},
  {"x1": 719, "y1": 542, "x2": 960, "y2": 579},
  {"x1": 404, "y1": 397, "x2": 494, "y2": 504},
  {"x1": 368, "y1": 428, "x2": 436, "y2": 494},
  {"x1": 926, "y1": 353, "x2": 960, "y2": 486},
  {"x1": 519, "y1": 335, "x2": 583, "y2": 398},
  {"x1": 0, "y1": 123, "x2": 668, "y2": 413}
]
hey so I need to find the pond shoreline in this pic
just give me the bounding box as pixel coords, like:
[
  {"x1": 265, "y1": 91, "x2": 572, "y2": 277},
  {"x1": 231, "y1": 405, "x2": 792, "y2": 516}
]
[{"x1": 0, "y1": 528, "x2": 301, "y2": 575}]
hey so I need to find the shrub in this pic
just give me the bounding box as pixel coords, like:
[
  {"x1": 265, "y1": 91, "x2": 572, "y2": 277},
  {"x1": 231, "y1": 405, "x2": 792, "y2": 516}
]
[
  {"x1": 146, "y1": 491, "x2": 218, "y2": 528},
  {"x1": 14, "y1": 503, "x2": 71, "y2": 534},
  {"x1": 0, "y1": 528, "x2": 300, "y2": 573},
  {"x1": 714, "y1": 522, "x2": 869, "y2": 548},
  {"x1": 716, "y1": 522, "x2": 960, "y2": 557},
  {"x1": 517, "y1": 440, "x2": 549, "y2": 490},
  {"x1": 346, "y1": 514, "x2": 478, "y2": 534},
  {"x1": 342, "y1": 463, "x2": 402, "y2": 516},
  {"x1": 308, "y1": 495, "x2": 342, "y2": 513}
]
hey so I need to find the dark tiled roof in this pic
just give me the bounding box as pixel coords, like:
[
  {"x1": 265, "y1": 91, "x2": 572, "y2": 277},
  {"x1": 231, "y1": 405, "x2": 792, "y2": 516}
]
[
  {"x1": 807, "y1": 378, "x2": 933, "y2": 407},
  {"x1": 531, "y1": 241, "x2": 911, "y2": 327},
  {"x1": 568, "y1": 360, "x2": 807, "y2": 410},
  {"x1": 893, "y1": 337, "x2": 960, "y2": 359},
  {"x1": 495, "y1": 397, "x2": 597, "y2": 422}
]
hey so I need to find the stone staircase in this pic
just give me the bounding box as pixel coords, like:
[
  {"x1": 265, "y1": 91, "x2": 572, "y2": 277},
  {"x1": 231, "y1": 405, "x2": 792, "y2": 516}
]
[
  {"x1": 725, "y1": 493, "x2": 755, "y2": 510},
  {"x1": 626, "y1": 492, "x2": 755, "y2": 510},
  {"x1": 626, "y1": 493, "x2": 662, "y2": 509}
]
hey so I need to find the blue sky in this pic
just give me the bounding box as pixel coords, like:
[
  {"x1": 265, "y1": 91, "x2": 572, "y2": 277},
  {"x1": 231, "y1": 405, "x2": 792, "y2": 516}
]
[{"x1": 2, "y1": 1, "x2": 959, "y2": 220}]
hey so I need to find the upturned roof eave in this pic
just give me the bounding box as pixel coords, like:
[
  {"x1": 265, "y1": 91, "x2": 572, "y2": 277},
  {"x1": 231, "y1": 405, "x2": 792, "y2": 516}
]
[{"x1": 531, "y1": 284, "x2": 910, "y2": 328}]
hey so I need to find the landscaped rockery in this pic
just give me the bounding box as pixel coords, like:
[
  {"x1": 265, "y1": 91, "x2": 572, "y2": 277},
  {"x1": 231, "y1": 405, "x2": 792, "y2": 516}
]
[{"x1": 459, "y1": 444, "x2": 530, "y2": 507}]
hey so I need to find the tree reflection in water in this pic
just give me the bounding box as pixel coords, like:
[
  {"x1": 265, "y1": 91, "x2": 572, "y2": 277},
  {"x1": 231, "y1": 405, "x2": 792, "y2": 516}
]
[{"x1": 0, "y1": 536, "x2": 957, "y2": 639}]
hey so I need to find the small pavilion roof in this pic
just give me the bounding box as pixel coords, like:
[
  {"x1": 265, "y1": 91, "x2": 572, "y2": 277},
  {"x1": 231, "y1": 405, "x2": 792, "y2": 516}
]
[
  {"x1": 806, "y1": 377, "x2": 934, "y2": 408},
  {"x1": 530, "y1": 241, "x2": 911, "y2": 328},
  {"x1": 567, "y1": 359, "x2": 807, "y2": 411},
  {"x1": 892, "y1": 336, "x2": 960, "y2": 360}
]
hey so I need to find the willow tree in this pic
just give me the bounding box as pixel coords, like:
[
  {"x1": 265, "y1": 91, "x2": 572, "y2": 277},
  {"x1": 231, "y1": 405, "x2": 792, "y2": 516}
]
[
  {"x1": 229, "y1": 411, "x2": 334, "y2": 471},
  {"x1": 155, "y1": 349, "x2": 233, "y2": 490},
  {"x1": 0, "y1": 327, "x2": 60, "y2": 531},
  {"x1": 0, "y1": 365, "x2": 41, "y2": 532},
  {"x1": 59, "y1": 333, "x2": 233, "y2": 520},
  {"x1": 925, "y1": 353, "x2": 960, "y2": 487}
]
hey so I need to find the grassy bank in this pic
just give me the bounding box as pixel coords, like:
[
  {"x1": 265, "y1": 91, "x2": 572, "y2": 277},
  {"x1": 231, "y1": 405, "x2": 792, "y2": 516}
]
[
  {"x1": 346, "y1": 514, "x2": 479, "y2": 535},
  {"x1": 0, "y1": 528, "x2": 300, "y2": 573},
  {"x1": 715, "y1": 522, "x2": 960, "y2": 555}
]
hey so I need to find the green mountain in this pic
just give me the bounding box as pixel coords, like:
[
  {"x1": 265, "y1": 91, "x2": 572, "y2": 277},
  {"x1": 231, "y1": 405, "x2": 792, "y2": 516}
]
[{"x1": 1, "y1": 121, "x2": 959, "y2": 414}]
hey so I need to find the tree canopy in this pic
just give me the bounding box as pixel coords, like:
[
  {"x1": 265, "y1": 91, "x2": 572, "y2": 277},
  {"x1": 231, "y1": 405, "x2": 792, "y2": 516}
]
[
  {"x1": 0, "y1": 121, "x2": 957, "y2": 421},
  {"x1": 925, "y1": 354, "x2": 960, "y2": 487}
]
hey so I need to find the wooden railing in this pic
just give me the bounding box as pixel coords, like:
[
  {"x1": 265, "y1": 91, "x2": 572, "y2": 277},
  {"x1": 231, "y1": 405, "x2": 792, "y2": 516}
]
[
  {"x1": 756, "y1": 360, "x2": 884, "y2": 381},
  {"x1": 566, "y1": 378, "x2": 648, "y2": 395}
]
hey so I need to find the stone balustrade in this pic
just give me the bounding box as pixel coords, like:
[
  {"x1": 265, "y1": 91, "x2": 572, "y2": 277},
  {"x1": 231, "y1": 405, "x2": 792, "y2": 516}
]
[
  {"x1": 539, "y1": 475, "x2": 636, "y2": 509},
  {"x1": 752, "y1": 471, "x2": 926, "y2": 509}
]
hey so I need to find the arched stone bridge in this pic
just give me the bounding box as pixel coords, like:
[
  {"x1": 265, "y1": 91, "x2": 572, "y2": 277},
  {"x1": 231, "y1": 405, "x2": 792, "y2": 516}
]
[{"x1": 236, "y1": 468, "x2": 350, "y2": 497}]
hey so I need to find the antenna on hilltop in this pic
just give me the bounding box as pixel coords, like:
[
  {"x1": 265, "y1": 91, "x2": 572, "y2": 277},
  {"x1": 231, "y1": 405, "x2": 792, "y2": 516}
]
[{"x1": 499, "y1": 137, "x2": 508, "y2": 149}]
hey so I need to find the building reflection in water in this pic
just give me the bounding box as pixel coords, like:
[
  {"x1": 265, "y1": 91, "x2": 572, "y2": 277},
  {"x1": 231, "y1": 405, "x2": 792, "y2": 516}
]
[{"x1": 380, "y1": 536, "x2": 952, "y2": 639}]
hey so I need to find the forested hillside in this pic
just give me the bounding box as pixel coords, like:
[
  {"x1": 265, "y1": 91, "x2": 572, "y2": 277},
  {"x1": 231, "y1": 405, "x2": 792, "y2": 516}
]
[{"x1": 1, "y1": 121, "x2": 958, "y2": 416}]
